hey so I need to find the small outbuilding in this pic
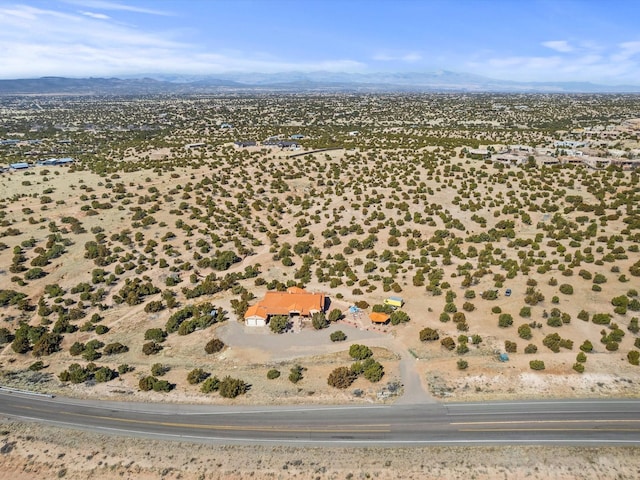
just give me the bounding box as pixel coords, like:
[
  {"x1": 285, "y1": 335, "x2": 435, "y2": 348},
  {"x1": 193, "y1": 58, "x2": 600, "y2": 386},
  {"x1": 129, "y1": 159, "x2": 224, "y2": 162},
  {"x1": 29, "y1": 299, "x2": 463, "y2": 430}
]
[
  {"x1": 384, "y1": 296, "x2": 404, "y2": 308},
  {"x1": 370, "y1": 312, "x2": 390, "y2": 324},
  {"x1": 9, "y1": 162, "x2": 29, "y2": 170}
]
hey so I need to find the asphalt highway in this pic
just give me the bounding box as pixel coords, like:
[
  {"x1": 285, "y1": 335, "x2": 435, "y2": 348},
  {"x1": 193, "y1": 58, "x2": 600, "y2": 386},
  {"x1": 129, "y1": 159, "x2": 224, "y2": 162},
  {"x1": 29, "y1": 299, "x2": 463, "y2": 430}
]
[{"x1": 1, "y1": 389, "x2": 639, "y2": 446}]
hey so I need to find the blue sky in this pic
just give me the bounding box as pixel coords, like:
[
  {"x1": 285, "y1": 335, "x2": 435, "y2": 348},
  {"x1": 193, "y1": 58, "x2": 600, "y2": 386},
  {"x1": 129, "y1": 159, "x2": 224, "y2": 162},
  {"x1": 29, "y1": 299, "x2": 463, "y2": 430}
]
[{"x1": 1, "y1": 0, "x2": 639, "y2": 84}]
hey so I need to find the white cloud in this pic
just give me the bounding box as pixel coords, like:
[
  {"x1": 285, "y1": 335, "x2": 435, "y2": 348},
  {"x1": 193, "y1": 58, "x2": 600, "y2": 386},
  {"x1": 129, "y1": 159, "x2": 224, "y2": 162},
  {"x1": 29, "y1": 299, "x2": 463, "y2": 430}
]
[
  {"x1": 0, "y1": 4, "x2": 364, "y2": 78},
  {"x1": 80, "y1": 11, "x2": 110, "y2": 20},
  {"x1": 63, "y1": 0, "x2": 171, "y2": 16},
  {"x1": 372, "y1": 51, "x2": 422, "y2": 62},
  {"x1": 541, "y1": 40, "x2": 574, "y2": 53},
  {"x1": 612, "y1": 41, "x2": 640, "y2": 62}
]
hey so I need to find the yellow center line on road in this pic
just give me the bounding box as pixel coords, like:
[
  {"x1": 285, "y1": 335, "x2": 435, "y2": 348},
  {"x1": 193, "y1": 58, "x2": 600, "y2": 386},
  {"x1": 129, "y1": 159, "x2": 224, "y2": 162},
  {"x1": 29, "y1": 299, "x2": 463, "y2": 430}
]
[
  {"x1": 459, "y1": 428, "x2": 640, "y2": 433},
  {"x1": 451, "y1": 419, "x2": 640, "y2": 426},
  {"x1": 57, "y1": 411, "x2": 390, "y2": 434}
]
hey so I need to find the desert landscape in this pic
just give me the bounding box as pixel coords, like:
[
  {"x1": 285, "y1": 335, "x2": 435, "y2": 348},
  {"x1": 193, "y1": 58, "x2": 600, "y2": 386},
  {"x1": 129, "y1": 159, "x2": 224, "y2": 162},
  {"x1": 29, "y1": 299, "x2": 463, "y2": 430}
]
[{"x1": 1, "y1": 92, "x2": 640, "y2": 477}]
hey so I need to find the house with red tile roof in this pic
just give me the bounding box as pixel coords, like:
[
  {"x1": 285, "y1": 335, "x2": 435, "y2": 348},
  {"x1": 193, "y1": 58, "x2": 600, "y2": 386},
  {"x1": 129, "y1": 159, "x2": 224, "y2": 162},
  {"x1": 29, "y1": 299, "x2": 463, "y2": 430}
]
[{"x1": 244, "y1": 287, "x2": 326, "y2": 327}]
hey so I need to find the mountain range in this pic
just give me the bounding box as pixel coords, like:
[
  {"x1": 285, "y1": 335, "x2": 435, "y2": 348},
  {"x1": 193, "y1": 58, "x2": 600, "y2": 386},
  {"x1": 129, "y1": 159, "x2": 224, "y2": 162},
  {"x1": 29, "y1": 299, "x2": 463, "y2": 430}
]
[{"x1": 1, "y1": 71, "x2": 639, "y2": 95}]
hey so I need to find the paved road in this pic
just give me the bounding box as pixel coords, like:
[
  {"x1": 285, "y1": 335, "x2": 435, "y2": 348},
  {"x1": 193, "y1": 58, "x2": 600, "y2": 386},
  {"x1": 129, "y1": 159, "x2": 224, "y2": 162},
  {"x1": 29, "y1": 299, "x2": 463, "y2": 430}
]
[{"x1": 1, "y1": 389, "x2": 639, "y2": 446}]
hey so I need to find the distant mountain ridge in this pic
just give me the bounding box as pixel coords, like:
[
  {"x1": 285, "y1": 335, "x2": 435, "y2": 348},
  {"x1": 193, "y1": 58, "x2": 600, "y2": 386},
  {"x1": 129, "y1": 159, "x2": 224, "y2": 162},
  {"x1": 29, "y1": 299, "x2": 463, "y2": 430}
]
[{"x1": 1, "y1": 71, "x2": 639, "y2": 95}]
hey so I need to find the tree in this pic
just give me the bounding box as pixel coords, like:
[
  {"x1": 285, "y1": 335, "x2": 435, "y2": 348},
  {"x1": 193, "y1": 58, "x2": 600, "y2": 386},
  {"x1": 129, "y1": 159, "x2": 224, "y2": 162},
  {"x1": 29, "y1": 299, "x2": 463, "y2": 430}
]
[
  {"x1": 218, "y1": 376, "x2": 248, "y2": 398},
  {"x1": 328, "y1": 309, "x2": 343, "y2": 322},
  {"x1": 288, "y1": 364, "x2": 304, "y2": 383},
  {"x1": 151, "y1": 363, "x2": 169, "y2": 376},
  {"x1": 205, "y1": 338, "x2": 225, "y2": 354},
  {"x1": 201, "y1": 376, "x2": 221, "y2": 393},
  {"x1": 362, "y1": 359, "x2": 384, "y2": 383},
  {"x1": 580, "y1": 340, "x2": 593, "y2": 352},
  {"x1": 269, "y1": 315, "x2": 289, "y2": 334},
  {"x1": 103, "y1": 342, "x2": 129, "y2": 355},
  {"x1": 529, "y1": 360, "x2": 545, "y2": 370},
  {"x1": 142, "y1": 341, "x2": 163, "y2": 355},
  {"x1": 187, "y1": 368, "x2": 209, "y2": 384},
  {"x1": 139, "y1": 376, "x2": 157, "y2": 391},
  {"x1": 95, "y1": 367, "x2": 117, "y2": 383},
  {"x1": 559, "y1": 284, "x2": 574, "y2": 295},
  {"x1": 330, "y1": 330, "x2": 347, "y2": 342},
  {"x1": 419, "y1": 328, "x2": 439, "y2": 342},
  {"x1": 389, "y1": 310, "x2": 410, "y2": 325},
  {"x1": 518, "y1": 323, "x2": 532, "y2": 340},
  {"x1": 311, "y1": 312, "x2": 328, "y2": 330},
  {"x1": 32, "y1": 333, "x2": 62, "y2": 357},
  {"x1": 327, "y1": 366, "x2": 356, "y2": 389},
  {"x1": 498, "y1": 313, "x2": 513, "y2": 328},
  {"x1": 349, "y1": 344, "x2": 373, "y2": 360},
  {"x1": 440, "y1": 337, "x2": 455, "y2": 351},
  {"x1": 0, "y1": 327, "x2": 13, "y2": 344}
]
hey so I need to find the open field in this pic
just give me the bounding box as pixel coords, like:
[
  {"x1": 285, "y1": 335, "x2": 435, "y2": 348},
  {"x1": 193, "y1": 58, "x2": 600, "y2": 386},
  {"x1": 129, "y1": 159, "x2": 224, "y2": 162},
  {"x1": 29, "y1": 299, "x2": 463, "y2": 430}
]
[{"x1": 1, "y1": 92, "x2": 640, "y2": 476}]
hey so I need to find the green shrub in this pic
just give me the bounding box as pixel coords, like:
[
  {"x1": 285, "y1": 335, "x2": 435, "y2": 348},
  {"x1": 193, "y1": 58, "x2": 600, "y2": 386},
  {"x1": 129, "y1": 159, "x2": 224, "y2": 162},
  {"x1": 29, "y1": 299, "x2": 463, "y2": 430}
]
[
  {"x1": 95, "y1": 366, "x2": 116, "y2": 383},
  {"x1": 266, "y1": 369, "x2": 281, "y2": 379},
  {"x1": 419, "y1": 328, "x2": 439, "y2": 342},
  {"x1": 218, "y1": 376, "x2": 248, "y2": 398},
  {"x1": 572, "y1": 362, "x2": 585, "y2": 373},
  {"x1": 440, "y1": 337, "x2": 455, "y2": 351},
  {"x1": 580, "y1": 340, "x2": 593, "y2": 352},
  {"x1": 627, "y1": 351, "x2": 640, "y2": 366},
  {"x1": 362, "y1": 359, "x2": 384, "y2": 383},
  {"x1": 518, "y1": 324, "x2": 532, "y2": 339},
  {"x1": 577, "y1": 310, "x2": 590, "y2": 321},
  {"x1": 151, "y1": 363, "x2": 169, "y2": 376},
  {"x1": 311, "y1": 312, "x2": 329, "y2": 330},
  {"x1": 519, "y1": 306, "x2": 531, "y2": 318},
  {"x1": 201, "y1": 376, "x2": 221, "y2": 393},
  {"x1": 142, "y1": 341, "x2": 162, "y2": 355},
  {"x1": 529, "y1": 360, "x2": 545, "y2": 371},
  {"x1": 592, "y1": 313, "x2": 611, "y2": 325},
  {"x1": 187, "y1": 368, "x2": 209, "y2": 384},
  {"x1": 28, "y1": 360, "x2": 45, "y2": 371},
  {"x1": 349, "y1": 344, "x2": 373, "y2": 360},
  {"x1": 389, "y1": 310, "x2": 410, "y2": 325},
  {"x1": 559, "y1": 284, "x2": 574, "y2": 295},
  {"x1": 524, "y1": 344, "x2": 538, "y2": 354},
  {"x1": 95, "y1": 324, "x2": 109, "y2": 335},
  {"x1": 498, "y1": 313, "x2": 513, "y2": 328},
  {"x1": 288, "y1": 364, "x2": 304, "y2": 383},
  {"x1": 144, "y1": 328, "x2": 167, "y2": 343},
  {"x1": 457, "y1": 359, "x2": 468, "y2": 370},
  {"x1": 103, "y1": 342, "x2": 128, "y2": 355},
  {"x1": 269, "y1": 315, "x2": 289, "y2": 334},
  {"x1": 330, "y1": 330, "x2": 347, "y2": 342},
  {"x1": 505, "y1": 340, "x2": 517, "y2": 353}
]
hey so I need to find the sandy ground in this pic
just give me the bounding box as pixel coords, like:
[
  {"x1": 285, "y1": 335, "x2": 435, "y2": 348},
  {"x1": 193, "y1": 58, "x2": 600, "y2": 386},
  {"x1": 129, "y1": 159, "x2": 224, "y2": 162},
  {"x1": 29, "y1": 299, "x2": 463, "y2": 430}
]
[
  {"x1": 2, "y1": 419, "x2": 639, "y2": 480},
  {"x1": 2, "y1": 141, "x2": 640, "y2": 478}
]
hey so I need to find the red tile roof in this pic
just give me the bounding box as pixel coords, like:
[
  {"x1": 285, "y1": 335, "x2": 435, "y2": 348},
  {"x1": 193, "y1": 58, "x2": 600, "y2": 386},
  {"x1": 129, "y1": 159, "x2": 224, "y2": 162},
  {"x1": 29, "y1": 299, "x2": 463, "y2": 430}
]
[{"x1": 244, "y1": 287, "x2": 325, "y2": 320}]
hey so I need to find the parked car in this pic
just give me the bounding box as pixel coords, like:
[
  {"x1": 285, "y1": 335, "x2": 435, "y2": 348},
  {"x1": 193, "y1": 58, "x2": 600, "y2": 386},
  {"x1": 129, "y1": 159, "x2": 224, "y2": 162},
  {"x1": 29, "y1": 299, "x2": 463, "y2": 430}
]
[{"x1": 505, "y1": 288, "x2": 512, "y2": 297}]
